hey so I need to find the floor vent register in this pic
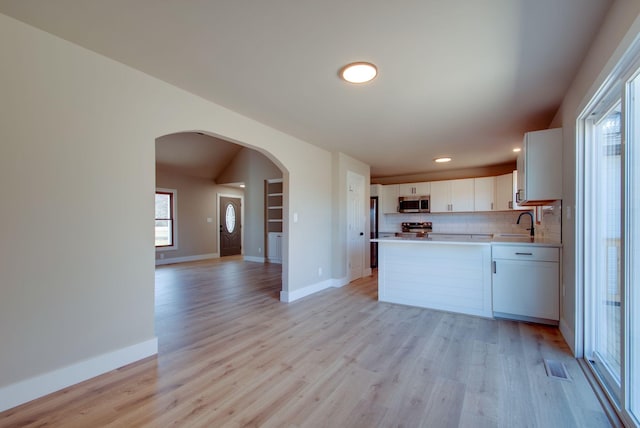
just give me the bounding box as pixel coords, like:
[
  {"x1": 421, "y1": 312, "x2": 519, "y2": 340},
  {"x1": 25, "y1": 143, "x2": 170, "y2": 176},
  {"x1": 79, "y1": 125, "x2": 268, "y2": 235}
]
[{"x1": 544, "y1": 359, "x2": 572, "y2": 381}]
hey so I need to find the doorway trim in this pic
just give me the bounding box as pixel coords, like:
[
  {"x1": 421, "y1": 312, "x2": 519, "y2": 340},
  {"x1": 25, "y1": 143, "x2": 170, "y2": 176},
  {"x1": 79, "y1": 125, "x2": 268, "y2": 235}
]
[{"x1": 217, "y1": 192, "x2": 245, "y2": 257}]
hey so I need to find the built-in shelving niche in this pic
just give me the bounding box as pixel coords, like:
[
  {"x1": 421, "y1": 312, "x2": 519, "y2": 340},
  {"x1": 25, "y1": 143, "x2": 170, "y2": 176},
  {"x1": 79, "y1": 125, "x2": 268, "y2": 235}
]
[{"x1": 265, "y1": 179, "x2": 283, "y2": 263}]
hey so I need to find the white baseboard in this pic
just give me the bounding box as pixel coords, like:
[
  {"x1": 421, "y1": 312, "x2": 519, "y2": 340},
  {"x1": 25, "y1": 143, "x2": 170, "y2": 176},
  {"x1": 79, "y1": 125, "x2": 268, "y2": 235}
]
[
  {"x1": 332, "y1": 276, "x2": 349, "y2": 288},
  {"x1": 280, "y1": 276, "x2": 350, "y2": 302},
  {"x1": 155, "y1": 253, "x2": 219, "y2": 265},
  {"x1": 244, "y1": 255, "x2": 265, "y2": 263},
  {"x1": 0, "y1": 338, "x2": 158, "y2": 412},
  {"x1": 364, "y1": 267, "x2": 372, "y2": 276},
  {"x1": 559, "y1": 318, "x2": 577, "y2": 357}
]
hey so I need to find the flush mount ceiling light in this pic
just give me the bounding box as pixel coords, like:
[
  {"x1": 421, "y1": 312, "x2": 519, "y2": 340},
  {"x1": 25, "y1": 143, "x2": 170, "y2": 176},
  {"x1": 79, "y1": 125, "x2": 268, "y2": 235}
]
[
  {"x1": 513, "y1": 148, "x2": 522, "y2": 153},
  {"x1": 340, "y1": 62, "x2": 378, "y2": 84},
  {"x1": 434, "y1": 157, "x2": 452, "y2": 163}
]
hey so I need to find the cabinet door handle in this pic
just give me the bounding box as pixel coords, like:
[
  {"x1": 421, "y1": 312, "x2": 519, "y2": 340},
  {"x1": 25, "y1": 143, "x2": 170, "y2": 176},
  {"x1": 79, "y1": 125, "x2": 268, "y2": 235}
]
[
  {"x1": 491, "y1": 202, "x2": 494, "y2": 210},
  {"x1": 493, "y1": 261, "x2": 496, "y2": 274},
  {"x1": 515, "y1": 252, "x2": 533, "y2": 256},
  {"x1": 509, "y1": 201, "x2": 513, "y2": 209}
]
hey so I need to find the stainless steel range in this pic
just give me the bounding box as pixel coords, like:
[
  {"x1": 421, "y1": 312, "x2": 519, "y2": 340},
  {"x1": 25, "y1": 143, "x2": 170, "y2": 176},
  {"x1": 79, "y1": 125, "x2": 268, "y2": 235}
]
[{"x1": 396, "y1": 222, "x2": 433, "y2": 238}]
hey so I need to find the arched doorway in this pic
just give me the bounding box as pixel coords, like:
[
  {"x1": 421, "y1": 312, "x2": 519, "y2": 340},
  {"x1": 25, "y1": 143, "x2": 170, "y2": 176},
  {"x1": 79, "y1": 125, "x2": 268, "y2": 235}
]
[{"x1": 154, "y1": 130, "x2": 288, "y2": 297}]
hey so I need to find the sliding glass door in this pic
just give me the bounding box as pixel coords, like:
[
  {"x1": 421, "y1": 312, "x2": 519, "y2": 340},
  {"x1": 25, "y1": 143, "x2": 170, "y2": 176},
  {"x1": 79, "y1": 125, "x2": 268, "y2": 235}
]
[
  {"x1": 585, "y1": 101, "x2": 623, "y2": 401},
  {"x1": 581, "y1": 59, "x2": 640, "y2": 427},
  {"x1": 627, "y1": 70, "x2": 640, "y2": 425}
]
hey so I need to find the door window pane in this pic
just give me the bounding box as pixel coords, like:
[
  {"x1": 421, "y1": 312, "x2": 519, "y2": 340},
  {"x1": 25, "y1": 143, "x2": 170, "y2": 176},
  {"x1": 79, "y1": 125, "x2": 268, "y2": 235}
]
[
  {"x1": 225, "y1": 203, "x2": 236, "y2": 233},
  {"x1": 592, "y1": 102, "x2": 622, "y2": 388},
  {"x1": 628, "y1": 73, "x2": 640, "y2": 423}
]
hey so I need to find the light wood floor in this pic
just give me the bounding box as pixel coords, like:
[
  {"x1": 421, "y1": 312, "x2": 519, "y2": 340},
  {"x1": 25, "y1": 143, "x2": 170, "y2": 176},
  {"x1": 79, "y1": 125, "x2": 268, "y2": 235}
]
[{"x1": 1, "y1": 257, "x2": 610, "y2": 427}]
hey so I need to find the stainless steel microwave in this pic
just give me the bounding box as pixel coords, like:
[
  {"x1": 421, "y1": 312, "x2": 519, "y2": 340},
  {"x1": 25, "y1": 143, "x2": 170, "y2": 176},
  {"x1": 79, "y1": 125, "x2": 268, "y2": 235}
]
[{"x1": 398, "y1": 196, "x2": 430, "y2": 213}]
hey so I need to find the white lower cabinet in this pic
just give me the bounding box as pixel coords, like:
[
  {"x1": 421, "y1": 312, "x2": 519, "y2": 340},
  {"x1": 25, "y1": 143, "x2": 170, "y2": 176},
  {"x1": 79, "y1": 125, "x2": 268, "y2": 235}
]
[
  {"x1": 267, "y1": 232, "x2": 283, "y2": 263},
  {"x1": 492, "y1": 245, "x2": 559, "y2": 324}
]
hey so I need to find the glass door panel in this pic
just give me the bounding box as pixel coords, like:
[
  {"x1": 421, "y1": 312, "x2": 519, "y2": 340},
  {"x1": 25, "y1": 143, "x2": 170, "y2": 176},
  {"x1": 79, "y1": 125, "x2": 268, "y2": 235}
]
[
  {"x1": 589, "y1": 101, "x2": 622, "y2": 399},
  {"x1": 582, "y1": 48, "x2": 640, "y2": 428},
  {"x1": 627, "y1": 73, "x2": 640, "y2": 424}
]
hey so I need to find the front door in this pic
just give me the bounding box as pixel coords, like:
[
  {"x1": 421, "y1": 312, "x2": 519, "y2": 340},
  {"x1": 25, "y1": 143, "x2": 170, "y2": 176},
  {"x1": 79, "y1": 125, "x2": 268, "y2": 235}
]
[{"x1": 220, "y1": 196, "x2": 241, "y2": 257}]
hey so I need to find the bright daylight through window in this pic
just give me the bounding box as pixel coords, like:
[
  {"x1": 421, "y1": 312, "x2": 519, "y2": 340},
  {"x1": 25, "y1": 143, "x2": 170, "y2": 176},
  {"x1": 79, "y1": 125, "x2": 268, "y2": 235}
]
[{"x1": 155, "y1": 190, "x2": 175, "y2": 247}]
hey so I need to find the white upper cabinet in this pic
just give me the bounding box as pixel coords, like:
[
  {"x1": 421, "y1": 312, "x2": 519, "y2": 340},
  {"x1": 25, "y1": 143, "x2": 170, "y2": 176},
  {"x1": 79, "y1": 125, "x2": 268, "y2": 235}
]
[
  {"x1": 430, "y1": 181, "x2": 450, "y2": 212},
  {"x1": 376, "y1": 173, "x2": 535, "y2": 214},
  {"x1": 474, "y1": 176, "x2": 496, "y2": 211},
  {"x1": 431, "y1": 179, "x2": 475, "y2": 212},
  {"x1": 511, "y1": 170, "x2": 529, "y2": 210},
  {"x1": 516, "y1": 128, "x2": 563, "y2": 204},
  {"x1": 451, "y1": 179, "x2": 475, "y2": 212},
  {"x1": 398, "y1": 182, "x2": 431, "y2": 196},
  {"x1": 495, "y1": 173, "x2": 513, "y2": 210},
  {"x1": 380, "y1": 184, "x2": 399, "y2": 214}
]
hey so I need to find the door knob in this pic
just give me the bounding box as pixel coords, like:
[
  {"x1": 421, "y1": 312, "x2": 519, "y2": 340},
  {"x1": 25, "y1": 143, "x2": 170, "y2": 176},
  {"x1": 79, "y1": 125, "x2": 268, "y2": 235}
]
[{"x1": 360, "y1": 232, "x2": 364, "y2": 236}]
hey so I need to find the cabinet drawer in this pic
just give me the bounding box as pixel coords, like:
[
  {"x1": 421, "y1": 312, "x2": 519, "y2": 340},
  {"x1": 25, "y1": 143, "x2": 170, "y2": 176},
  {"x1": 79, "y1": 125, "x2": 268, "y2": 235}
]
[{"x1": 492, "y1": 245, "x2": 559, "y2": 262}]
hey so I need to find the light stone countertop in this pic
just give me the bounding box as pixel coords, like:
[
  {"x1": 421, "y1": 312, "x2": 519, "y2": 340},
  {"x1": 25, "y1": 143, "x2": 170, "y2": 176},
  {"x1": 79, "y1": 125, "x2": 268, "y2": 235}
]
[
  {"x1": 372, "y1": 234, "x2": 562, "y2": 247},
  {"x1": 371, "y1": 236, "x2": 492, "y2": 246}
]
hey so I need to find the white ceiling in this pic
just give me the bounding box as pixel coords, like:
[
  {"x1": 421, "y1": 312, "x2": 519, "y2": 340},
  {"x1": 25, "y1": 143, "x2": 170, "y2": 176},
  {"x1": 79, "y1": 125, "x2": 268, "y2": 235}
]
[{"x1": 0, "y1": 0, "x2": 612, "y2": 178}]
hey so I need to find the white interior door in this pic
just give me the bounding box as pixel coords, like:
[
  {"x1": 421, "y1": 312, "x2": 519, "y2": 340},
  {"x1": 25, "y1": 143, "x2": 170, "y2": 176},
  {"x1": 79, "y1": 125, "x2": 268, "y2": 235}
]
[{"x1": 347, "y1": 171, "x2": 365, "y2": 281}]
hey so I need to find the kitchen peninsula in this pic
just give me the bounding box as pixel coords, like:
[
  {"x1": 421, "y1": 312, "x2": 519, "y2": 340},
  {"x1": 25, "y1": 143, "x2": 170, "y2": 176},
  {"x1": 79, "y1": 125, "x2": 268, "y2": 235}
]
[
  {"x1": 373, "y1": 236, "x2": 493, "y2": 317},
  {"x1": 371, "y1": 235, "x2": 562, "y2": 322}
]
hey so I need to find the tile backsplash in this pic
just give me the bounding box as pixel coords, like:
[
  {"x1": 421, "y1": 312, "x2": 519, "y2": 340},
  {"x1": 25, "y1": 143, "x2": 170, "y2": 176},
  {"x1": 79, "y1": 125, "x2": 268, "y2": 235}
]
[
  {"x1": 536, "y1": 200, "x2": 562, "y2": 242},
  {"x1": 380, "y1": 202, "x2": 562, "y2": 242}
]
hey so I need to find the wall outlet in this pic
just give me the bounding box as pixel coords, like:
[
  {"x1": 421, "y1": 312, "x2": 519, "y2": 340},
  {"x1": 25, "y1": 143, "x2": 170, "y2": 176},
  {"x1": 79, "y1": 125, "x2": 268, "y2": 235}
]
[
  {"x1": 318, "y1": 267, "x2": 322, "y2": 277},
  {"x1": 258, "y1": 247, "x2": 262, "y2": 253}
]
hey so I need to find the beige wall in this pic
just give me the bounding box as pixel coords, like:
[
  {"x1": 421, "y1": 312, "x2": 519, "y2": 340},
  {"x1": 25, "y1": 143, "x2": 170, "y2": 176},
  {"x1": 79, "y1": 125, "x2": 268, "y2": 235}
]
[
  {"x1": 550, "y1": 2, "x2": 640, "y2": 354},
  {"x1": 155, "y1": 166, "x2": 244, "y2": 261},
  {"x1": 217, "y1": 148, "x2": 283, "y2": 260},
  {"x1": 0, "y1": 12, "x2": 333, "y2": 403}
]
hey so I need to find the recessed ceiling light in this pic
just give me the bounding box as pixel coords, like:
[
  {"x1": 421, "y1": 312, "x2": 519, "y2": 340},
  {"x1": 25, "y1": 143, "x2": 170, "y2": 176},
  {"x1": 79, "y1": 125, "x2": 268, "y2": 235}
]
[
  {"x1": 340, "y1": 62, "x2": 378, "y2": 84},
  {"x1": 434, "y1": 157, "x2": 452, "y2": 163},
  {"x1": 513, "y1": 148, "x2": 521, "y2": 153}
]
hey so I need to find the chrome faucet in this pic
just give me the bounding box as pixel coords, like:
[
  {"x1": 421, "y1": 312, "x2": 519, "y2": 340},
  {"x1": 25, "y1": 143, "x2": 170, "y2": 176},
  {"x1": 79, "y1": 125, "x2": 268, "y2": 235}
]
[{"x1": 517, "y1": 211, "x2": 535, "y2": 237}]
